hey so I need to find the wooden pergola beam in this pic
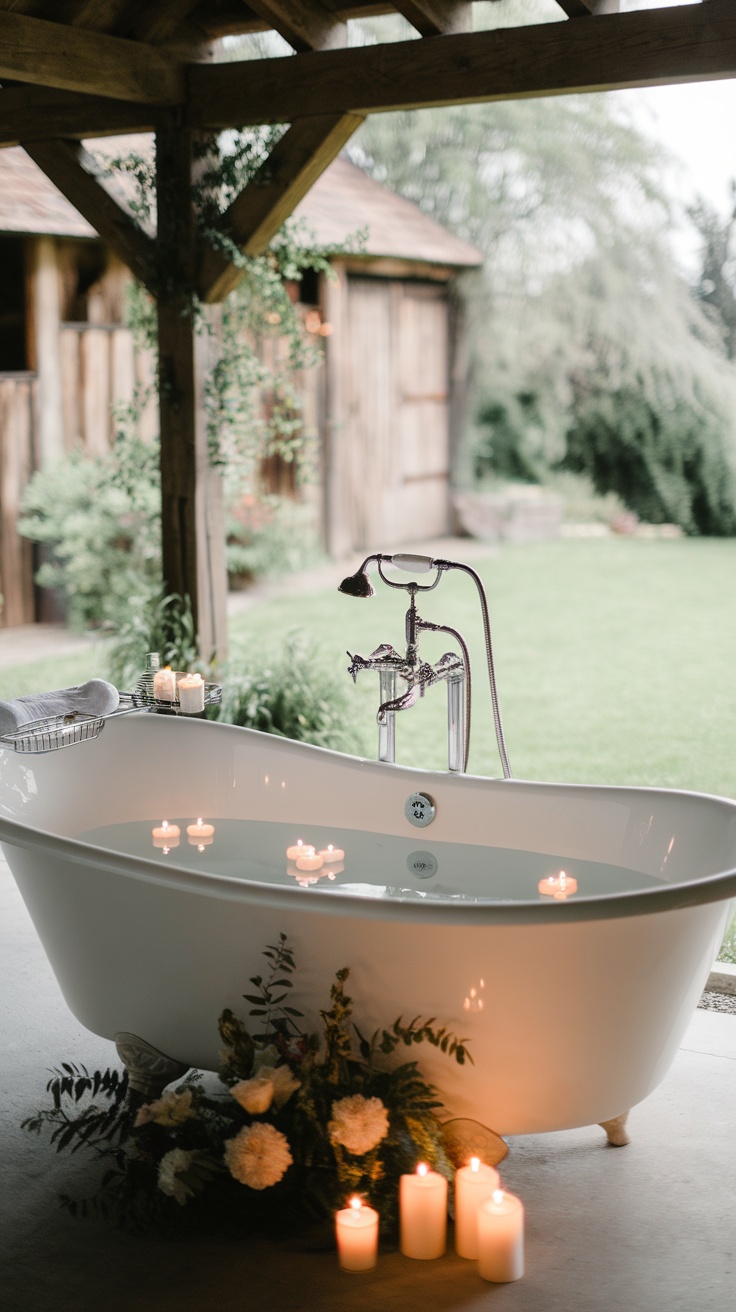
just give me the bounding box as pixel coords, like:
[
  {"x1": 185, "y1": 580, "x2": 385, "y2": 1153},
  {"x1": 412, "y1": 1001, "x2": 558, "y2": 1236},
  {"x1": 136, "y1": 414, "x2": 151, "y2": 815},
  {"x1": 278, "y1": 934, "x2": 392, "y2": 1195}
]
[
  {"x1": 21, "y1": 138, "x2": 157, "y2": 295},
  {"x1": 199, "y1": 111, "x2": 364, "y2": 302},
  {"x1": 247, "y1": 0, "x2": 347, "y2": 52},
  {"x1": 189, "y1": 0, "x2": 736, "y2": 127},
  {"x1": 0, "y1": 10, "x2": 183, "y2": 103},
  {"x1": 393, "y1": 2, "x2": 472, "y2": 38},
  {"x1": 0, "y1": 86, "x2": 157, "y2": 149}
]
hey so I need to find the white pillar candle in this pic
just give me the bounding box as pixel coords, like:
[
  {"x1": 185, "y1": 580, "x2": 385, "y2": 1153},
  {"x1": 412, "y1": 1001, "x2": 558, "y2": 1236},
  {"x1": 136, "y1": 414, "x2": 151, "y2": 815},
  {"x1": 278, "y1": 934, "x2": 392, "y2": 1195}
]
[
  {"x1": 286, "y1": 840, "x2": 314, "y2": 861},
  {"x1": 152, "y1": 821, "x2": 180, "y2": 848},
  {"x1": 186, "y1": 818, "x2": 215, "y2": 841},
  {"x1": 335, "y1": 1197, "x2": 379, "y2": 1272},
  {"x1": 152, "y1": 667, "x2": 177, "y2": 702},
  {"x1": 538, "y1": 870, "x2": 578, "y2": 900},
  {"x1": 296, "y1": 851, "x2": 324, "y2": 871},
  {"x1": 318, "y1": 845, "x2": 345, "y2": 863},
  {"x1": 177, "y1": 672, "x2": 205, "y2": 714},
  {"x1": 454, "y1": 1157, "x2": 500, "y2": 1258},
  {"x1": 399, "y1": 1163, "x2": 447, "y2": 1259},
  {"x1": 477, "y1": 1189, "x2": 524, "y2": 1283}
]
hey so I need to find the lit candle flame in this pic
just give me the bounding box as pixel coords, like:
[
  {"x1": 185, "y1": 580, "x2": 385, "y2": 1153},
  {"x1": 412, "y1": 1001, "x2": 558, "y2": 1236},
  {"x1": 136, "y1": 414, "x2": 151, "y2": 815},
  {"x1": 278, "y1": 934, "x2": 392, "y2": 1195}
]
[
  {"x1": 470, "y1": 1157, "x2": 480, "y2": 1173},
  {"x1": 197, "y1": 817, "x2": 203, "y2": 826},
  {"x1": 492, "y1": 1188, "x2": 504, "y2": 1204},
  {"x1": 350, "y1": 1196, "x2": 362, "y2": 1211},
  {"x1": 417, "y1": 1162, "x2": 429, "y2": 1177}
]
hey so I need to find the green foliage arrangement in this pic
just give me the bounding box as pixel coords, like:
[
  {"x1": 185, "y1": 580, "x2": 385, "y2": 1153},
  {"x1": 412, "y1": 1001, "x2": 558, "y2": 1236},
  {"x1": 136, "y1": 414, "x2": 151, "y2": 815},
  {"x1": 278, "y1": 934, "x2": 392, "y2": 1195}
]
[
  {"x1": 23, "y1": 936, "x2": 470, "y2": 1239},
  {"x1": 211, "y1": 632, "x2": 369, "y2": 756}
]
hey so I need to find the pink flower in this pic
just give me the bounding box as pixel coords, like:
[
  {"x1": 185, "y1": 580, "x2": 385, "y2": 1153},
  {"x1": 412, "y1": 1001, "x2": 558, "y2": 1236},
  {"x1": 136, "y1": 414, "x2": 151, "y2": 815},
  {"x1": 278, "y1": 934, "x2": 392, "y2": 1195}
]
[{"x1": 224, "y1": 1123, "x2": 293, "y2": 1190}]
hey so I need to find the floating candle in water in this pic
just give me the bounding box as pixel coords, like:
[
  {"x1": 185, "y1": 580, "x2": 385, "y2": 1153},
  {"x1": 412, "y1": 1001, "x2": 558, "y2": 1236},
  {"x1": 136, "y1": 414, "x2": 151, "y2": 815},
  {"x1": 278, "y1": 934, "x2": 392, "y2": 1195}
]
[
  {"x1": 286, "y1": 840, "x2": 315, "y2": 861},
  {"x1": 152, "y1": 821, "x2": 180, "y2": 849},
  {"x1": 318, "y1": 845, "x2": 345, "y2": 863},
  {"x1": 399, "y1": 1162, "x2": 447, "y2": 1260},
  {"x1": 454, "y1": 1157, "x2": 501, "y2": 1259},
  {"x1": 335, "y1": 1196, "x2": 379, "y2": 1272},
  {"x1": 187, "y1": 819, "x2": 214, "y2": 847},
  {"x1": 296, "y1": 851, "x2": 324, "y2": 872},
  {"x1": 177, "y1": 672, "x2": 205, "y2": 714},
  {"x1": 152, "y1": 667, "x2": 177, "y2": 702},
  {"x1": 538, "y1": 870, "x2": 578, "y2": 900},
  {"x1": 477, "y1": 1188, "x2": 524, "y2": 1283}
]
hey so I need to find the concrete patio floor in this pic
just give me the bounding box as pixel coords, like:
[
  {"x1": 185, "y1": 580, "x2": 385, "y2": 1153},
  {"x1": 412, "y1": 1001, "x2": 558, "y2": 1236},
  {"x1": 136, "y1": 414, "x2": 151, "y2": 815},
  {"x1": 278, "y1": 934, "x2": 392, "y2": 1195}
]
[{"x1": 2, "y1": 851, "x2": 734, "y2": 1312}]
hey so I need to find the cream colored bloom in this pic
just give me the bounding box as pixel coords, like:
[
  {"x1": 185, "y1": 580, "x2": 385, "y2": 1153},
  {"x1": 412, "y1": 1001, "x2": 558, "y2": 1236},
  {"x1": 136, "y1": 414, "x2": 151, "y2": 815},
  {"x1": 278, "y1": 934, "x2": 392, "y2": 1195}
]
[
  {"x1": 134, "y1": 1088, "x2": 194, "y2": 1128},
  {"x1": 157, "y1": 1148, "x2": 196, "y2": 1205},
  {"x1": 223, "y1": 1122, "x2": 293, "y2": 1189},
  {"x1": 230, "y1": 1064, "x2": 300, "y2": 1115},
  {"x1": 230, "y1": 1074, "x2": 273, "y2": 1115},
  {"x1": 328, "y1": 1095, "x2": 390, "y2": 1156}
]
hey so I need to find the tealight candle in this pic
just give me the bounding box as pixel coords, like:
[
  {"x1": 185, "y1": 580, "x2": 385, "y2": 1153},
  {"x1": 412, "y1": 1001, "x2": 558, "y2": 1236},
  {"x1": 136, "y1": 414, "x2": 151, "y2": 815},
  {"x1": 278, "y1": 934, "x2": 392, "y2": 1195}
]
[
  {"x1": 186, "y1": 818, "x2": 215, "y2": 841},
  {"x1": 538, "y1": 870, "x2": 578, "y2": 900},
  {"x1": 296, "y1": 851, "x2": 324, "y2": 872},
  {"x1": 477, "y1": 1189, "x2": 524, "y2": 1283},
  {"x1": 399, "y1": 1163, "x2": 447, "y2": 1259},
  {"x1": 286, "y1": 840, "x2": 315, "y2": 861},
  {"x1": 177, "y1": 672, "x2": 205, "y2": 714},
  {"x1": 152, "y1": 821, "x2": 180, "y2": 848},
  {"x1": 318, "y1": 845, "x2": 345, "y2": 863},
  {"x1": 152, "y1": 667, "x2": 177, "y2": 702},
  {"x1": 335, "y1": 1197, "x2": 379, "y2": 1272},
  {"x1": 454, "y1": 1157, "x2": 500, "y2": 1258}
]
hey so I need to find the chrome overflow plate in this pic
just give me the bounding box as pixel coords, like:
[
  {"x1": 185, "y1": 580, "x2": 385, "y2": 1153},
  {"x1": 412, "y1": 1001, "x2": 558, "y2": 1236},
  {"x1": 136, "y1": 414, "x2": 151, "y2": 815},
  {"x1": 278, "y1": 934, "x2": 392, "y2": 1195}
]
[{"x1": 405, "y1": 791, "x2": 436, "y2": 828}]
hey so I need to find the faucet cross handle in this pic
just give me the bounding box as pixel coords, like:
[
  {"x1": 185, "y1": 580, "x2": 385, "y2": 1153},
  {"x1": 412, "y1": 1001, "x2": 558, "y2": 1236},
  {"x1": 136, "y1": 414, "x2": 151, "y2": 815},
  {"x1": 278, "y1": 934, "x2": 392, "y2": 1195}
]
[{"x1": 346, "y1": 644, "x2": 404, "y2": 683}]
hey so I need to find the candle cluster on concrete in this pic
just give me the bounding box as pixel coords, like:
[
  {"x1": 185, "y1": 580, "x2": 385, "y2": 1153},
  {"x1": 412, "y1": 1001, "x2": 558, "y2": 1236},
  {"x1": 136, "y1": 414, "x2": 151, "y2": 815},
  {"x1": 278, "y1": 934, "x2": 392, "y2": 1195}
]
[{"x1": 337, "y1": 1159, "x2": 524, "y2": 1282}]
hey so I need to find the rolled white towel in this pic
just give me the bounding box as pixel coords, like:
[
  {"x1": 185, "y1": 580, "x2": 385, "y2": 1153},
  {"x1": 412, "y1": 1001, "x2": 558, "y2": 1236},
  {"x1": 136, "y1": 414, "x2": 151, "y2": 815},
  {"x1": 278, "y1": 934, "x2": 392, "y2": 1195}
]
[{"x1": 0, "y1": 678, "x2": 119, "y2": 738}]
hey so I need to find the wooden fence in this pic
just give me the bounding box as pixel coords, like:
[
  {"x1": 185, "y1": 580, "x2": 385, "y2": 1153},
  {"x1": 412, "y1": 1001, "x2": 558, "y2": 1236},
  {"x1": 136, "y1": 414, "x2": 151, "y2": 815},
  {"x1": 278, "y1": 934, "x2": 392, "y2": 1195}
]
[{"x1": 0, "y1": 325, "x2": 157, "y2": 627}]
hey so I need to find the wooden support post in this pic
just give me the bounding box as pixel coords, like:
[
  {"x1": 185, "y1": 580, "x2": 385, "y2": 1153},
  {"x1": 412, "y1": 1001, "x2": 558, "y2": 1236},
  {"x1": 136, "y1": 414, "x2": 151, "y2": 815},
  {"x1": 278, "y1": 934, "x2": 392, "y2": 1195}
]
[
  {"x1": 155, "y1": 115, "x2": 228, "y2": 664},
  {"x1": 28, "y1": 236, "x2": 64, "y2": 468}
]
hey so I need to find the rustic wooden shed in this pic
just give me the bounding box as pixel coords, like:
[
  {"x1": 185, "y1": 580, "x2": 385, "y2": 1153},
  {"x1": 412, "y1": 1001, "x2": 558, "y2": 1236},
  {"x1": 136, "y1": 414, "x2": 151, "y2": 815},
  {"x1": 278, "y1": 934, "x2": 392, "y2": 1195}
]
[
  {"x1": 0, "y1": 145, "x2": 480, "y2": 626},
  {"x1": 0, "y1": 0, "x2": 731, "y2": 658}
]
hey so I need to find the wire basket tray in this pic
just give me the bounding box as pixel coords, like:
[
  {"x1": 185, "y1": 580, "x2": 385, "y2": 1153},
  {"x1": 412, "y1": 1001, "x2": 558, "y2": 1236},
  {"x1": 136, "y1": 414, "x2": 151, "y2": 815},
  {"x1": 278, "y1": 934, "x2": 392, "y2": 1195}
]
[
  {"x1": 130, "y1": 675, "x2": 223, "y2": 712},
  {"x1": 0, "y1": 682, "x2": 223, "y2": 754},
  {"x1": 1, "y1": 712, "x2": 106, "y2": 755}
]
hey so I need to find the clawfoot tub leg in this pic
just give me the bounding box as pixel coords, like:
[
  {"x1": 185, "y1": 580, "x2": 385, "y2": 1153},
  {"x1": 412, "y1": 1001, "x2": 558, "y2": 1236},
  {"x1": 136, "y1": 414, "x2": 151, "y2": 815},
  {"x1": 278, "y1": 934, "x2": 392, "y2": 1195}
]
[
  {"x1": 114, "y1": 1032, "x2": 189, "y2": 1102},
  {"x1": 599, "y1": 1111, "x2": 631, "y2": 1146}
]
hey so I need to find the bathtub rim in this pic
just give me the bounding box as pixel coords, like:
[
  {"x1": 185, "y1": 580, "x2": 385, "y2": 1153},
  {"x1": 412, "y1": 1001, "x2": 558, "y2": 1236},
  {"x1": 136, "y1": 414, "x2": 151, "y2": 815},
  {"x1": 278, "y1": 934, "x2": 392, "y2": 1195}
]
[{"x1": 1, "y1": 787, "x2": 734, "y2": 923}]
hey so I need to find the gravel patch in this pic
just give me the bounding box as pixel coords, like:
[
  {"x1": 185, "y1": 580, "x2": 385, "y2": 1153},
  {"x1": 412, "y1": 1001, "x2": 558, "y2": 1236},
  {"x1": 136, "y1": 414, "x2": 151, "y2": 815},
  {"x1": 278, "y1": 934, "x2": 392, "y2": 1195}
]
[{"x1": 698, "y1": 990, "x2": 736, "y2": 1015}]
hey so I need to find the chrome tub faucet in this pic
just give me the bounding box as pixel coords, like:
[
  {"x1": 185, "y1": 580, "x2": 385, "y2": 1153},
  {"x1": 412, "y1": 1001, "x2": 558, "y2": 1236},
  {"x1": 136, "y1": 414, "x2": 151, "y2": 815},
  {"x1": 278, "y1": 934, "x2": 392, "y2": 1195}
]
[{"x1": 339, "y1": 553, "x2": 512, "y2": 778}]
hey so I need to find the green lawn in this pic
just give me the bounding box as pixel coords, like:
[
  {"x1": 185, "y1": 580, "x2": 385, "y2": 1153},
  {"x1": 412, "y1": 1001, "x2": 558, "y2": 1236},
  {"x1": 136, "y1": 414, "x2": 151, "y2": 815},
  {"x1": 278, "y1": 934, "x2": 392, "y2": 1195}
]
[
  {"x1": 229, "y1": 537, "x2": 736, "y2": 801},
  {"x1": 2, "y1": 537, "x2": 734, "y2": 797}
]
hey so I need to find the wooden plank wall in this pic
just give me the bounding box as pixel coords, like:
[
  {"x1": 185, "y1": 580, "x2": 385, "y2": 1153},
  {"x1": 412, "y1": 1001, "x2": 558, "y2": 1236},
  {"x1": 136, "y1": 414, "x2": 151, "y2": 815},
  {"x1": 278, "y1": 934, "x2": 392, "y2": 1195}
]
[
  {"x1": 0, "y1": 374, "x2": 36, "y2": 627},
  {"x1": 326, "y1": 270, "x2": 451, "y2": 555}
]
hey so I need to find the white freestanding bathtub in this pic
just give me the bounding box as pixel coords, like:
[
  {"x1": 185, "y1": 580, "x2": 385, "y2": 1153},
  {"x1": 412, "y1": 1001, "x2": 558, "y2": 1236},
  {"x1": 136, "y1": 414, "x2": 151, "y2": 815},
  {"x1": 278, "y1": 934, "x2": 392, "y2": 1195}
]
[{"x1": 2, "y1": 712, "x2": 735, "y2": 1137}]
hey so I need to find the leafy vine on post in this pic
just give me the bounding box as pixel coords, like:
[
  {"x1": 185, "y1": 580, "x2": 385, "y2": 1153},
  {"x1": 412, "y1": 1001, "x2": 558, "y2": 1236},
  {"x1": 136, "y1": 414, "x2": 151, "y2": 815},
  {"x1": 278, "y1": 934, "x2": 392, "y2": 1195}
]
[{"x1": 18, "y1": 131, "x2": 364, "y2": 680}]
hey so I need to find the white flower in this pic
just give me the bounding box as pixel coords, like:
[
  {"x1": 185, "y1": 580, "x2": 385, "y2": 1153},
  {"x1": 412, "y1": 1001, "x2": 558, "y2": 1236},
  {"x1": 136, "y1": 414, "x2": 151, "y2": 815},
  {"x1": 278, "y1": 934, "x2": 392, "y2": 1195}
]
[
  {"x1": 158, "y1": 1148, "x2": 197, "y2": 1205},
  {"x1": 328, "y1": 1095, "x2": 390, "y2": 1156},
  {"x1": 134, "y1": 1088, "x2": 194, "y2": 1128},
  {"x1": 223, "y1": 1122, "x2": 293, "y2": 1190}
]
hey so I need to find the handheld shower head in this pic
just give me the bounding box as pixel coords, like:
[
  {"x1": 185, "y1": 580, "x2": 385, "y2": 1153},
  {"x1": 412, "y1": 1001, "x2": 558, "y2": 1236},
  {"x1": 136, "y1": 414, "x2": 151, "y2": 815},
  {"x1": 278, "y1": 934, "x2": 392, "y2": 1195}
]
[{"x1": 337, "y1": 559, "x2": 376, "y2": 598}]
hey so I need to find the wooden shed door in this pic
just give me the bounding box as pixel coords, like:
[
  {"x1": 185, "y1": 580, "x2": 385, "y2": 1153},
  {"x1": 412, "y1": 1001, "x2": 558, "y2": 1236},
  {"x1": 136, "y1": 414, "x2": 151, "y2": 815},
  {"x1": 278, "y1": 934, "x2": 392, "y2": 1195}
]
[{"x1": 339, "y1": 277, "x2": 450, "y2": 552}]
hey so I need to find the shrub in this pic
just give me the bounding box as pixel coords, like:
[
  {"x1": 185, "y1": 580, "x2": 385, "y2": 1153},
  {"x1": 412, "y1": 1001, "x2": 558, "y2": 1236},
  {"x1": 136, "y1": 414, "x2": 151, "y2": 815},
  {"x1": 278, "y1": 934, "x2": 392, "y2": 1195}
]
[
  {"x1": 18, "y1": 431, "x2": 160, "y2": 631},
  {"x1": 562, "y1": 382, "x2": 736, "y2": 535},
  {"x1": 212, "y1": 632, "x2": 368, "y2": 756},
  {"x1": 106, "y1": 591, "x2": 199, "y2": 690}
]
